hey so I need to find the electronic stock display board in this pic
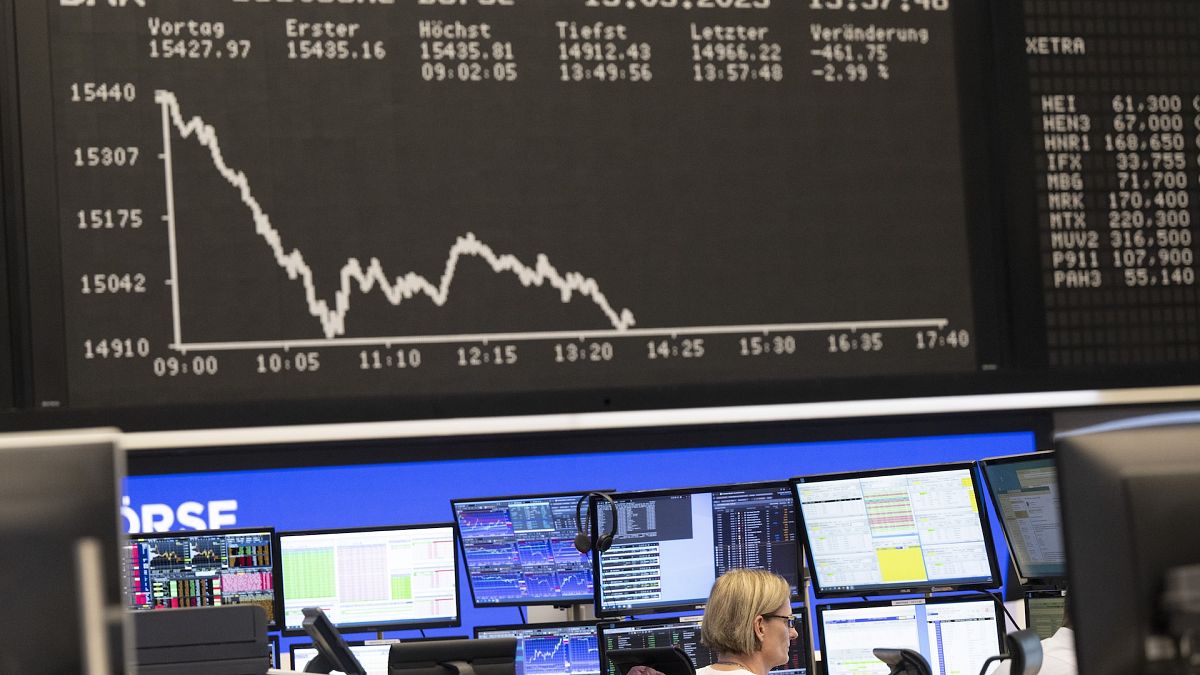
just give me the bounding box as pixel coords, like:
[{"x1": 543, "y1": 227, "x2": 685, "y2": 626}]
[{"x1": 0, "y1": 0, "x2": 1198, "y2": 427}]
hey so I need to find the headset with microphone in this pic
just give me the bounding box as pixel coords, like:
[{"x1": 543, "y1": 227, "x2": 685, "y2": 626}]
[{"x1": 574, "y1": 492, "x2": 619, "y2": 554}]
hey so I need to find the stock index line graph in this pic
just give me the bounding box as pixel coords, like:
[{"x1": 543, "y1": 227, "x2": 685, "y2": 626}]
[
  {"x1": 154, "y1": 90, "x2": 949, "y2": 354},
  {"x1": 156, "y1": 90, "x2": 637, "y2": 351}
]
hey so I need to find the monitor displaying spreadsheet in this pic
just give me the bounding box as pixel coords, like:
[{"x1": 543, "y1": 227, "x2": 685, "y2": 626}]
[
  {"x1": 793, "y1": 463, "x2": 1000, "y2": 596},
  {"x1": 291, "y1": 640, "x2": 394, "y2": 675},
  {"x1": 1025, "y1": 591, "x2": 1067, "y2": 641},
  {"x1": 278, "y1": 524, "x2": 459, "y2": 633},
  {"x1": 980, "y1": 452, "x2": 1066, "y2": 585},
  {"x1": 817, "y1": 597, "x2": 1003, "y2": 675}
]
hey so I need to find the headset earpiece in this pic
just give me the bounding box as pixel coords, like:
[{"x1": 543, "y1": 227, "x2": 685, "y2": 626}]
[
  {"x1": 574, "y1": 493, "x2": 593, "y2": 554},
  {"x1": 594, "y1": 492, "x2": 618, "y2": 553},
  {"x1": 574, "y1": 530, "x2": 593, "y2": 554},
  {"x1": 574, "y1": 491, "x2": 619, "y2": 554}
]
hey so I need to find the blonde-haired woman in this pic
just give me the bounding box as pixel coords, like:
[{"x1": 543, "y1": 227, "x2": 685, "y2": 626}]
[{"x1": 697, "y1": 569, "x2": 797, "y2": 675}]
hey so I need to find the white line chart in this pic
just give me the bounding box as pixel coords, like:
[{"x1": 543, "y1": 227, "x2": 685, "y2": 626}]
[
  {"x1": 156, "y1": 90, "x2": 948, "y2": 353},
  {"x1": 157, "y1": 90, "x2": 641, "y2": 349}
]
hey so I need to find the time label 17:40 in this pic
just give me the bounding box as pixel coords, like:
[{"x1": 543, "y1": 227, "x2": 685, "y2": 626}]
[{"x1": 914, "y1": 329, "x2": 970, "y2": 350}]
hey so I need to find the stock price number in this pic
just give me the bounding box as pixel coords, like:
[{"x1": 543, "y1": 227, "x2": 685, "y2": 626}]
[
  {"x1": 554, "y1": 341, "x2": 615, "y2": 363},
  {"x1": 77, "y1": 208, "x2": 143, "y2": 230},
  {"x1": 69, "y1": 82, "x2": 137, "y2": 103},
  {"x1": 914, "y1": 328, "x2": 970, "y2": 350},
  {"x1": 738, "y1": 335, "x2": 797, "y2": 357},
  {"x1": 458, "y1": 344, "x2": 518, "y2": 366},
  {"x1": 827, "y1": 332, "x2": 883, "y2": 353},
  {"x1": 74, "y1": 146, "x2": 138, "y2": 167},
  {"x1": 287, "y1": 40, "x2": 387, "y2": 60},
  {"x1": 646, "y1": 337, "x2": 705, "y2": 360},
  {"x1": 80, "y1": 273, "x2": 147, "y2": 295},
  {"x1": 83, "y1": 338, "x2": 150, "y2": 360},
  {"x1": 149, "y1": 38, "x2": 251, "y2": 59},
  {"x1": 256, "y1": 351, "x2": 321, "y2": 374},
  {"x1": 359, "y1": 348, "x2": 423, "y2": 370}
]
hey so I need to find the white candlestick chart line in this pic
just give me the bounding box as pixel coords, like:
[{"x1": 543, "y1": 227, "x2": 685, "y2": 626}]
[{"x1": 156, "y1": 90, "x2": 948, "y2": 353}]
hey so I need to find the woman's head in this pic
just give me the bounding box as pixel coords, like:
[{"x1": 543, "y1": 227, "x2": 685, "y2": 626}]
[{"x1": 700, "y1": 568, "x2": 793, "y2": 661}]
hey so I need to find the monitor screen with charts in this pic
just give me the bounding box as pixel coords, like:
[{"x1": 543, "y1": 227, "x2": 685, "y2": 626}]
[
  {"x1": 122, "y1": 527, "x2": 280, "y2": 627},
  {"x1": 292, "y1": 641, "x2": 394, "y2": 675},
  {"x1": 793, "y1": 464, "x2": 1000, "y2": 596},
  {"x1": 1025, "y1": 591, "x2": 1066, "y2": 641},
  {"x1": 598, "y1": 613, "x2": 807, "y2": 675},
  {"x1": 278, "y1": 524, "x2": 459, "y2": 633},
  {"x1": 979, "y1": 452, "x2": 1066, "y2": 585},
  {"x1": 817, "y1": 597, "x2": 1003, "y2": 675},
  {"x1": 476, "y1": 622, "x2": 600, "y2": 675},
  {"x1": 595, "y1": 482, "x2": 800, "y2": 615},
  {"x1": 452, "y1": 492, "x2": 598, "y2": 606}
]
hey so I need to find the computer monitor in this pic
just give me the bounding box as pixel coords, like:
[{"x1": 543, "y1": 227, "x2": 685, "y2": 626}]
[
  {"x1": 452, "y1": 491, "x2": 602, "y2": 606},
  {"x1": 278, "y1": 523, "x2": 460, "y2": 634},
  {"x1": 388, "y1": 637, "x2": 518, "y2": 675},
  {"x1": 269, "y1": 634, "x2": 280, "y2": 669},
  {"x1": 0, "y1": 429, "x2": 130, "y2": 674},
  {"x1": 123, "y1": 527, "x2": 280, "y2": 627},
  {"x1": 594, "y1": 481, "x2": 800, "y2": 615},
  {"x1": 792, "y1": 462, "x2": 1001, "y2": 596},
  {"x1": 476, "y1": 621, "x2": 601, "y2": 675},
  {"x1": 293, "y1": 640, "x2": 396, "y2": 674},
  {"x1": 597, "y1": 611, "x2": 808, "y2": 675},
  {"x1": 1024, "y1": 591, "x2": 1066, "y2": 641},
  {"x1": 1057, "y1": 422, "x2": 1200, "y2": 675},
  {"x1": 816, "y1": 596, "x2": 1004, "y2": 675},
  {"x1": 979, "y1": 452, "x2": 1066, "y2": 586}
]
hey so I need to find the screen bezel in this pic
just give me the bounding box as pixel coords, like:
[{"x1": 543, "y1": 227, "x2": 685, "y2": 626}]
[
  {"x1": 290, "y1": 639, "x2": 399, "y2": 672},
  {"x1": 978, "y1": 451, "x2": 1067, "y2": 588},
  {"x1": 476, "y1": 619, "x2": 603, "y2": 675},
  {"x1": 791, "y1": 461, "x2": 1002, "y2": 597},
  {"x1": 814, "y1": 595, "x2": 1004, "y2": 675},
  {"x1": 474, "y1": 619, "x2": 602, "y2": 640},
  {"x1": 276, "y1": 522, "x2": 461, "y2": 636},
  {"x1": 597, "y1": 615, "x2": 702, "y2": 675},
  {"x1": 451, "y1": 490, "x2": 610, "y2": 608},
  {"x1": 124, "y1": 525, "x2": 282, "y2": 630},
  {"x1": 1023, "y1": 589, "x2": 1067, "y2": 640},
  {"x1": 593, "y1": 480, "x2": 801, "y2": 618},
  {"x1": 268, "y1": 634, "x2": 280, "y2": 669}
]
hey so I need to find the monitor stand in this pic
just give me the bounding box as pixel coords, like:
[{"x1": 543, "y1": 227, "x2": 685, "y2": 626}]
[{"x1": 528, "y1": 604, "x2": 596, "y2": 624}]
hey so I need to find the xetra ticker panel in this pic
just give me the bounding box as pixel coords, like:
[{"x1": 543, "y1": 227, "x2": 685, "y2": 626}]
[
  {"x1": 21, "y1": 0, "x2": 978, "y2": 409},
  {"x1": 1024, "y1": 1, "x2": 1200, "y2": 368}
]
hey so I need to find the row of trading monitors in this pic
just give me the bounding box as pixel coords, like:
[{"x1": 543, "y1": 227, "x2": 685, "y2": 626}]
[
  {"x1": 1, "y1": 0, "x2": 1200, "y2": 429},
  {"x1": 120, "y1": 452, "x2": 1063, "y2": 636},
  {"x1": 283, "y1": 597, "x2": 1026, "y2": 675},
  {"x1": 264, "y1": 595, "x2": 1065, "y2": 674}
]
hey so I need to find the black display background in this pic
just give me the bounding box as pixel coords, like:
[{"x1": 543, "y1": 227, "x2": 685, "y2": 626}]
[
  {"x1": 2, "y1": 0, "x2": 1200, "y2": 432},
  {"x1": 18, "y1": 0, "x2": 985, "y2": 415}
]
